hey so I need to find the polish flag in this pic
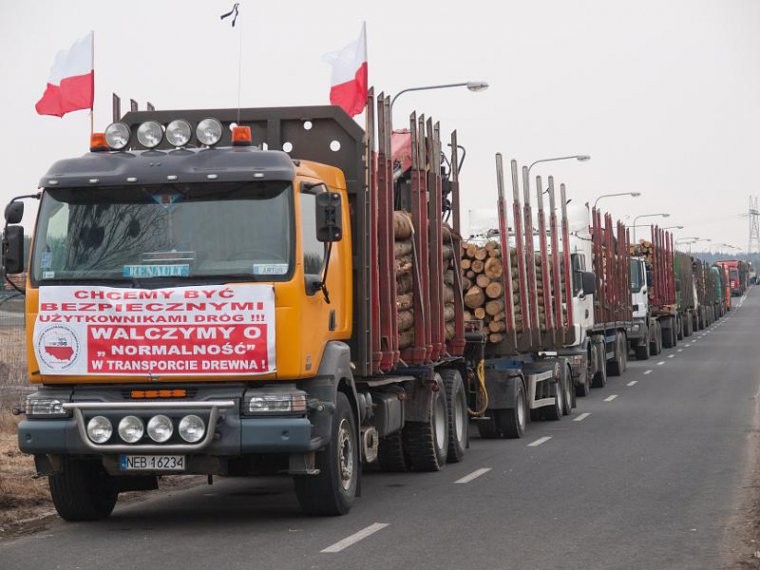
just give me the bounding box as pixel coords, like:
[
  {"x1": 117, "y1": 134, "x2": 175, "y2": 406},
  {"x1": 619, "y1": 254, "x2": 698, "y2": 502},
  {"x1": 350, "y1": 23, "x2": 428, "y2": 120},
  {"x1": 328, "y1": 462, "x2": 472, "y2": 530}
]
[
  {"x1": 323, "y1": 23, "x2": 368, "y2": 117},
  {"x1": 35, "y1": 32, "x2": 94, "y2": 118}
]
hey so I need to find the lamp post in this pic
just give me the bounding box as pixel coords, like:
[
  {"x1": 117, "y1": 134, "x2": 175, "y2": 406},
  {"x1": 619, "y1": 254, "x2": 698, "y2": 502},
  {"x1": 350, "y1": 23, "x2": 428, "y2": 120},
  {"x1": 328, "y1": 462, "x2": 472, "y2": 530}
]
[
  {"x1": 527, "y1": 154, "x2": 590, "y2": 178},
  {"x1": 390, "y1": 81, "x2": 489, "y2": 120},
  {"x1": 632, "y1": 213, "x2": 670, "y2": 242},
  {"x1": 592, "y1": 192, "x2": 641, "y2": 209}
]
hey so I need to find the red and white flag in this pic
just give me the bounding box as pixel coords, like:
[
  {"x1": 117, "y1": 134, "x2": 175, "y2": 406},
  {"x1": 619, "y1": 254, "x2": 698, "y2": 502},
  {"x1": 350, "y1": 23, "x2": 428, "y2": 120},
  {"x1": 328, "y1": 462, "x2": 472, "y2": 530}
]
[
  {"x1": 36, "y1": 32, "x2": 94, "y2": 118},
  {"x1": 323, "y1": 23, "x2": 368, "y2": 117}
]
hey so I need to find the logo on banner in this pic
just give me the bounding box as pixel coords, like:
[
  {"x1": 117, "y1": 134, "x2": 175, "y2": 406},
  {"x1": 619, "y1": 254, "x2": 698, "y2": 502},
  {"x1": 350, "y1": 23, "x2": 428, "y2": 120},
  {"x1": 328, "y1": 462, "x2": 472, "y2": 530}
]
[{"x1": 36, "y1": 325, "x2": 81, "y2": 371}]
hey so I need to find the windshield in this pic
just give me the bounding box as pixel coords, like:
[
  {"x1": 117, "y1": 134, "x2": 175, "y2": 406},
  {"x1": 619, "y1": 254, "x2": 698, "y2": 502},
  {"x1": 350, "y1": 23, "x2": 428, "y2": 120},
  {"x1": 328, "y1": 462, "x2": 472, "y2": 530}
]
[
  {"x1": 31, "y1": 182, "x2": 293, "y2": 284},
  {"x1": 630, "y1": 260, "x2": 644, "y2": 292}
]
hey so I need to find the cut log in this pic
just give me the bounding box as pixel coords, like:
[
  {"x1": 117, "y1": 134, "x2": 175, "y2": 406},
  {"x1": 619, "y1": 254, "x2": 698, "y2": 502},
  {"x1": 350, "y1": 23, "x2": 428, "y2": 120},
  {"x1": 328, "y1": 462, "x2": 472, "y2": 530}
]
[
  {"x1": 443, "y1": 304, "x2": 456, "y2": 322},
  {"x1": 461, "y1": 258, "x2": 472, "y2": 270},
  {"x1": 462, "y1": 277, "x2": 472, "y2": 290},
  {"x1": 485, "y1": 281, "x2": 503, "y2": 299},
  {"x1": 443, "y1": 285, "x2": 455, "y2": 304},
  {"x1": 445, "y1": 322, "x2": 455, "y2": 341},
  {"x1": 397, "y1": 309, "x2": 414, "y2": 332},
  {"x1": 466, "y1": 270, "x2": 476, "y2": 279},
  {"x1": 464, "y1": 286, "x2": 485, "y2": 309},
  {"x1": 484, "y1": 257, "x2": 503, "y2": 279},
  {"x1": 397, "y1": 273, "x2": 413, "y2": 295},
  {"x1": 397, "y1": 292, "x2": 413, "y2": 311},
  {"x1": 485, "y1": 299, "x2": 504, "y2": 316},
  {"x1": 474, "y1": 307, "x2": 486, "y2": 320},
  {"x1": 466, "y1": 243, "x2": 478, "y2": 258},
  {"x1": 442, "y1": 245, "x2": 454, "y2": 262},
  {"x1": 444, "y1": 269, "x2": 454, "y2": 286},
  {"x1": 488, "y1": 320, "x2": 506, "y2": 333},
  {"x1": 394, "y1": 241, "x2": 413, "y2": 257},
  {"x1": 398, "y1": 329, "x2": 414, "y2": 350},
  {"x1": 489, "y1": 333, "x2": 505, "y2": 344},
  {"x1": 476, "y1": 274, "x2": 491, "y2": 288},
  {"x1": 471, "y1": 260, "x2": 484, "y2": 273},
  {"x1": 464, "y1": 310, "x2": 473, "y2": 321},
  {"x1": 474, "y1": 248, "x2": 488, "y2": 261},
  {"x1": 394, "y1": 211, "x2": 413, "y2": 240}
]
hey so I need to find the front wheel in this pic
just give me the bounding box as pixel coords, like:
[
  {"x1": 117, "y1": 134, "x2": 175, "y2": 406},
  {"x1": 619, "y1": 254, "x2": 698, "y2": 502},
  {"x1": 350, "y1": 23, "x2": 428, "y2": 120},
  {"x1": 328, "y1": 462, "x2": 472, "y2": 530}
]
[
  {"x1": 294, "y1": 392, "x2": 358, "y2": 516},
  {"x1": 48, "y1": 457, "x2": 118, "y2": 521}
]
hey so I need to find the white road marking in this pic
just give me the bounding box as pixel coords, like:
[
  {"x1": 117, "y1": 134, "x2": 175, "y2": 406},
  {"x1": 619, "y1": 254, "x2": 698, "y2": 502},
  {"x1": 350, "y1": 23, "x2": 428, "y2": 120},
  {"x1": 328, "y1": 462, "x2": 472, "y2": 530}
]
[
  {"x1": 573, "y1": 412, "x2": 591, "y2": 422},
  {"x1": 604, "y1": 395, "x2": 619, "y2": 402},
  {"x1": 627, "y1": 381, "x2": 638, "y2": 386},
  {"x1": 455, "y1": 468, "x2": 492, "y2": 484},
  {"x1": 657, "y1": 361, "x2": 665, "y2": 366},
  {"x1": 668, "y1": 354, "x2": 675, "y2": 358},
  {"x1": 321, "y1": 523, "x2": 390, "y2": 553},
  {"x1": 528, "y1": 436, "x2": 552, "y2": 447},
  {"x1": 677, "y1": 348, "x2": 683, "y2": 353},
  {"x1": 643, "y1": 370, "x2": 653, "y2": 375}
]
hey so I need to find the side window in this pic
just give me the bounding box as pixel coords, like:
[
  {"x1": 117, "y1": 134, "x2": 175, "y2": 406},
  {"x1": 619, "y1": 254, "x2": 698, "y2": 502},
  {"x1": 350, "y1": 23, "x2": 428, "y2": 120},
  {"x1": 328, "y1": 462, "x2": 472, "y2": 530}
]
[
  {"x1": 300, "y1": 192, "x2": 326, "y2": 275},
  {"x1": 571, "y1": 253, "x2": 585, "y2": 296}
]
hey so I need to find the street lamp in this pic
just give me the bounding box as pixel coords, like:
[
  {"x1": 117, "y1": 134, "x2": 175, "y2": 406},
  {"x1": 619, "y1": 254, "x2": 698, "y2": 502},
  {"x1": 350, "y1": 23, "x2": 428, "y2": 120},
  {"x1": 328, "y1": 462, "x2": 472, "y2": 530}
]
[
  {"x1": 592, "y1": 192, "x2": 641, "y2": 209},
  {"x1": 662, "y1": 225, "x2": 684, "y2": 230},
  {"x1": 527, "y1": 154, "x2": 590, "y2": 177},
  {"x1": 632, "y1": 213, "x2": 670, "y2": 242},
  {"x1": 390, "y1": 81, "x2": 489, "y2": 115}
]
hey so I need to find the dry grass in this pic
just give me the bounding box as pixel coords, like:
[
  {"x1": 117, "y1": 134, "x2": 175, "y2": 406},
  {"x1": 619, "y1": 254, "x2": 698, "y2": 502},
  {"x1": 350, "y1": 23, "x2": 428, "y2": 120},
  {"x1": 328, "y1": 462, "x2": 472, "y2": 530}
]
[
  {"x1": 0, "y1": 326, "x2": 26, "y2": 388},
  {"x1": 0, "y1": 412, "x2": 53, "y2": 532}
]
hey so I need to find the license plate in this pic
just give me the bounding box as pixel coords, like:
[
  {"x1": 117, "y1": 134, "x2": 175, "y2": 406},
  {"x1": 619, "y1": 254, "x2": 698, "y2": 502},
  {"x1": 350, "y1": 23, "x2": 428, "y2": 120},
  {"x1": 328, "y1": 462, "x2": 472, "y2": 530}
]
[{"x1": 120, "y1": 455, "x2": 185, "y2": 472}]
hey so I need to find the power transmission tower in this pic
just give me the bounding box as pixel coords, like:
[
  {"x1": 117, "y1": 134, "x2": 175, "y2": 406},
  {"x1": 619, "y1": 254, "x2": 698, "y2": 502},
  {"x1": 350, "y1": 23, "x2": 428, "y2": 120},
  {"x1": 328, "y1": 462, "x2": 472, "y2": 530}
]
[{"x1": 748, "y1": 195, "x2": 760, "y2": 256}]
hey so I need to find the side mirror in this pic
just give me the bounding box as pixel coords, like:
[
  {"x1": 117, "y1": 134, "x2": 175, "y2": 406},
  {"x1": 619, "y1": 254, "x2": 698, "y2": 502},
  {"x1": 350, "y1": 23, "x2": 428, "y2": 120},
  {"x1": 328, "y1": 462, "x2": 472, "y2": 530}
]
[
  {"x1": 4, "y1": 201, "x2": 23, "y2": 224},
  {"x1": 315, "y1": 192, "x2": 342, "y2": 242},
  {"x1": 2, "y1": 225, "x2": 25, "y2": 274},
  {"x1": 581, "y1": 271, "x2": 596, "y2": 296}
]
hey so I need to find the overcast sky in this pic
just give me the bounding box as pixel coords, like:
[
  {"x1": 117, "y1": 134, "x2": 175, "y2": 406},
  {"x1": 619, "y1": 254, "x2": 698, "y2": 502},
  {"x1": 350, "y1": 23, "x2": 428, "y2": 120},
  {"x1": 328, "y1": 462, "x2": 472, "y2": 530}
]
[{"x1": 1, "y1": 0, "x2": 758, "y2": 255}]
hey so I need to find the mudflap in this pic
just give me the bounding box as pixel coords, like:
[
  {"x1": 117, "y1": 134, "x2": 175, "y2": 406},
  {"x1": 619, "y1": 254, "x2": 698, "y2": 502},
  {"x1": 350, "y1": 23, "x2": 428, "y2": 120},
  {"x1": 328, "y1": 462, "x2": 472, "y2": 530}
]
[{"x1": 484, "y1": 368, "x2": 522, "y2": 410}]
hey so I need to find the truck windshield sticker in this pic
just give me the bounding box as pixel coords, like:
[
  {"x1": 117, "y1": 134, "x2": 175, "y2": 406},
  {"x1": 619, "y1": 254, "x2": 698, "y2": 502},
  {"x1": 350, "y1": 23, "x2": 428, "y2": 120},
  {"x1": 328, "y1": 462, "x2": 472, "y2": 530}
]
[
  {"x1": 33, "y1": 284, "x2": 276, "y2": 376},
  {"x1": 123, "y1": 264, "x2": 191, "y2": 278},
  {"x1": 42, "y1": 271, "x2": 56, "y2": 279},
  {"x1": 150, "y1": 192, "x2": 182, "y2": 209},
  {"x1": 40, "y1": 251, "x2": 53, "y2": 269},
  {"x1": 252, "y1": 263, "x2": 289, "y2": 276}
]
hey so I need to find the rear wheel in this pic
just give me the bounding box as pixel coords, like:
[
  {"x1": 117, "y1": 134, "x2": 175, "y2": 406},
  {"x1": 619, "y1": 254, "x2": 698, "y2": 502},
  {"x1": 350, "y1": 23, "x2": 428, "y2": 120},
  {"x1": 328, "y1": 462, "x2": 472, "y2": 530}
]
[
  {"x1": 294, "y1": 392, "x2": 358, "y2": 515},
  {"x1": 562, "y1": 366, "x2": 574, "y2": 415},
  {"x1": 403, "y1": 374, "x2": 448, "y2": 471},
  {"x1": 500, "y1": 381, "x2": 528, "y2": 438},
  {"x1": 545, "y1": 374, "x2": 563, "y2": 421},
  {"x1": 377, "y1": 431, "x2": 407, "y2": 472},
  {"x1": 607, "y1": 334, "x2": 624, "y2": 377},
  {"x1": 575, "y1": 360, "x2": 591, "y2": 397},
  {"x1": 676, "y1": 317, "x2": 684, "y2": 340},
  {"x1": 591, "y1": 343, "x2": 607, "y2": 388},
  {"x1": 49, "y1": 457, "x2": 118, "y2": 522},
  {"x1": 441, "y1": 369, "x2": 468, "y2": 463}
]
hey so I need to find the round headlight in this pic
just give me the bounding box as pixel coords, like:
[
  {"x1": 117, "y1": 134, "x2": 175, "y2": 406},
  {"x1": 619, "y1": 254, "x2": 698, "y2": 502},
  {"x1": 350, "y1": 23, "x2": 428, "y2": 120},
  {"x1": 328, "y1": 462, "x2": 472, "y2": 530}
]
[
  {"x1": 178, "y1": 414, "x2": 205, "y2": 443},
  {"x1": 196, "y1": 118, "x2": 223, "y2": 146},
  {"x1": 118, "y1": 415, "x2": 145, "y2": 443},
  {"x1": 86, "y1": 416, "x2": 113, "y2": 444},
  {"x1": 166, "y1": 119, "x2": 192, "y2": 147},
  {"x1": 147, "y1": 414, "x2": 174, "y2": 443},
  {"x1": 104, "y1": 122, "x2": 131, "y2": 150},
  {"x1": 136, "y1": 121, "x2": 164, "y2": 148}
]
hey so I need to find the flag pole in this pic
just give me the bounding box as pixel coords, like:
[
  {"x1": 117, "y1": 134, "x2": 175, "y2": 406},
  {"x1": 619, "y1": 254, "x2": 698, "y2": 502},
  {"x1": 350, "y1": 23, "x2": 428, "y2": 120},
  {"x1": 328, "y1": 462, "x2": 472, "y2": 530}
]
[{"x1": 90, "y1": 31, "x2": 95, "y2": 135}]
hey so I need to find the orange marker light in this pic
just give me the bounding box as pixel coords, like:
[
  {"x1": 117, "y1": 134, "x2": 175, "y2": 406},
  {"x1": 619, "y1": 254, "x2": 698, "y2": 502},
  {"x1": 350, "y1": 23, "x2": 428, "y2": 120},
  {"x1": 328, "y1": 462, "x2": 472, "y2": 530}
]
[
  {"x1": 130, "y1": 389, "x2": 187, "y2": 399},
  {"x1": 90, "y1": 132, "x2": 108, "y2": 152},
  {"x1": 232, "y1": 126, "x2": 252, "y2": 146}
]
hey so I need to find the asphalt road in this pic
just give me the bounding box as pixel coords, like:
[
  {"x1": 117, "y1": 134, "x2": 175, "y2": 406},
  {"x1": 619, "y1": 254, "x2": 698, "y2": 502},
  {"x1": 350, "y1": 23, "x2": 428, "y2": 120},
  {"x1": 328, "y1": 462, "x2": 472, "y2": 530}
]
[{"x1": 2, "y1": 291, "x2": 758, "y2": 570}]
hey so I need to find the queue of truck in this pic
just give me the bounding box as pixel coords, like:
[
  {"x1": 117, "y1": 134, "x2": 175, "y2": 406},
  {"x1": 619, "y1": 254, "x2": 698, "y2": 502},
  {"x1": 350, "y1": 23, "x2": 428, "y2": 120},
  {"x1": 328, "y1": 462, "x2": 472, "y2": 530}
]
[{"x1": 0, "y1": 92, "x2": 745, "y2": 521}]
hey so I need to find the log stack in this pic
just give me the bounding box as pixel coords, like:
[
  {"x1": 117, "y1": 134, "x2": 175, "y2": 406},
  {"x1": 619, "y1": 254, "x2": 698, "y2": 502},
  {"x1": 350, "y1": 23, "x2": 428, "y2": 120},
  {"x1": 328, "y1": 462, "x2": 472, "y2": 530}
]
[
  {"x1": 442, "y1": 225, "x2": 457, "y2": 342},
  {"x1": 394, "y1": 211, "x2": 415, "y2": 350},
  {"x1": 461, "y1": 240, "x2": 515, "y2": 344}
]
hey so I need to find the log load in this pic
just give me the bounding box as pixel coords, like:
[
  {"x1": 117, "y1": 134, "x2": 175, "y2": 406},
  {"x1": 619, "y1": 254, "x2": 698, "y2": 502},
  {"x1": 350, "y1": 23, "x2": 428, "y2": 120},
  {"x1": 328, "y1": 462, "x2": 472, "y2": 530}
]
[
  {"x1": 395, "y1": 211, "x2": 415, "y2": 349},
  {"x1": 461, "y1": 239, "x2": 564, "y2": 343}
]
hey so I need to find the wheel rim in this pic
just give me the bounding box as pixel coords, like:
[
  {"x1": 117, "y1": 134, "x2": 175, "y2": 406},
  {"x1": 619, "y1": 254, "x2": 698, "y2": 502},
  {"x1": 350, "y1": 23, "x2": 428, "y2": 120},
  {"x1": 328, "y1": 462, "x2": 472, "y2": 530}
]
[
  {"x1": 434, "y1": 394, "x2": 447, "y2": 450},
  {"x1": 336, "y1": 418, "x2": 354, "y2": 492},
  {"x1": 556, "y1": 380, "x2": 564, "y2": 411},
  {"x1": 454, "y1": 389, "x2": 466, "y2": 442}
]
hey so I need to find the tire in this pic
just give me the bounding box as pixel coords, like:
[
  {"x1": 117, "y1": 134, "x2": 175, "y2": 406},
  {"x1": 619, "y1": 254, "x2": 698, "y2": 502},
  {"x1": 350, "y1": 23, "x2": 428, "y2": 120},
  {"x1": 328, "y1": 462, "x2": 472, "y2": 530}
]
[
  {"x1": 477, "y1": 414, "x2": 501, "y2": 439},
  {"x1": 544, "y1": 373, "x2": 563, "y2": 421},
  {"x1": 684, "y1": 316, "x2": 693, "y2": 337},
  {"x1": 607, "y1": 334, "x2": 623, "y2": 377},
  {"x1": 676, "y1": 317, "x2": 684, "y2": 340},
  {"x1": 662, "y1": 319, "x2": 674, "y2": 349},
  {"x1": 48, "y1": 457, "x2": 118, "y2": 522},
  {"x1": 619, "y1": 335, "x2": 628, "y2": 373},
  {"x1": 575, "y1": 360, "x2": 591, "y2": 397},
  {"x1": 500, "y1": 381, "x2": 528, "y2": 438},
  {"x1": 562, "y1": 366, "x2": 574, "y2": 415},
  {"x1": 377, "y1": 431, "x2": 407, "y2": 472},
  {"x1": 441, "y1": 369, "x2": 468, "y2": 463},
  {"x1": 403, "y1": 374, "x2": 448, "y2": 471},
  {"x1": 591, "y1": 343, "x2": 607, "y2": 388},
  {"x1": 294, "y1": 392, "x2": 358, "y2": 516},
  {"x1": 635, "y1": 337, "x2": 650, "y2": 360}
]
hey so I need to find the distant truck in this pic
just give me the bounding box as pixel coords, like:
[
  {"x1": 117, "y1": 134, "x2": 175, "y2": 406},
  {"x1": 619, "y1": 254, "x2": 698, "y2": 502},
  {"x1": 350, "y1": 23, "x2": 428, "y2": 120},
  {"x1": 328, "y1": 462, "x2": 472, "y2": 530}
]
[
  {"x1": 557, "y1": 205, "x2": 632, "y2": 394},
  {"x1": 715, "y1": 260, "x2": 748, "y2": 296},
  {"x1": 673, "y1": 251, "x2": 696, "y2": 338},
  {"x1": 628, "y1": 228, "x2": 677, "y2": 359}
]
